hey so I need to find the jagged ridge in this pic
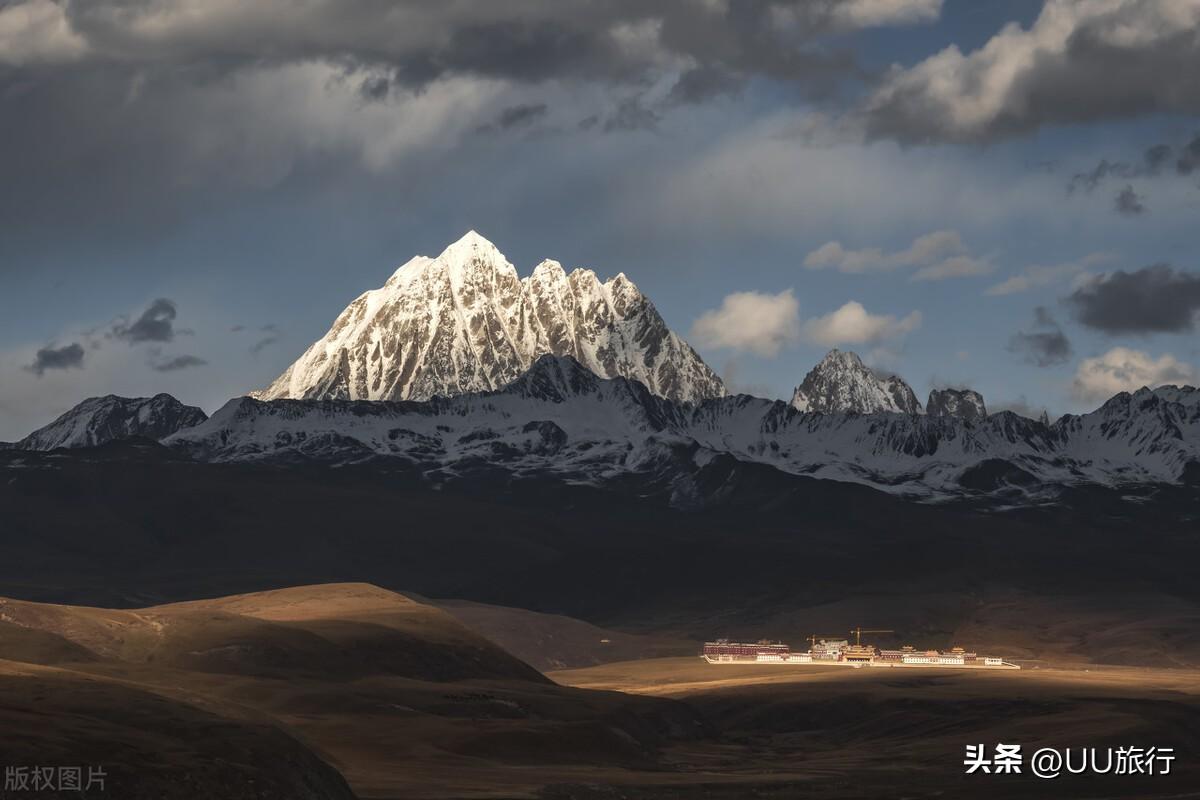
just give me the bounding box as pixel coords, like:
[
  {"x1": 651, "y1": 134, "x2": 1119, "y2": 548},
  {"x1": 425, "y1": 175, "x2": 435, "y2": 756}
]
[
  {"x1": 790, "y1": 349, "x2": 922, "y2": 414},
  {"x1": 927, "y1": 388, "x2": 988, "y2": 421},
  {"x1": 252, "y1": 231, "x2": 724, "y2": 405},
  {"x1": 166, "y1": 355, "x2": 1200, "y2": 503}
]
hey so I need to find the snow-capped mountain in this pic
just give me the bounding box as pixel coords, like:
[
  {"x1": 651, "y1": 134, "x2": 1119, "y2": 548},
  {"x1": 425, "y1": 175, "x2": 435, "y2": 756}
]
[
  {"x1": 252, "y1": 231, "x2": 724, "y2": 406},
  {"x1": 927, "y1": 388, "x2": 988, "y2": 420},
  {"x1": 16, "y1": 394, "x2": 208, "y2": 451},
  {"x1": 165, "y1": 355, "x2": 1200, "y2": 503},
  {"x1": 790, "y1": 349, "x2": 922, "y2": 414}
]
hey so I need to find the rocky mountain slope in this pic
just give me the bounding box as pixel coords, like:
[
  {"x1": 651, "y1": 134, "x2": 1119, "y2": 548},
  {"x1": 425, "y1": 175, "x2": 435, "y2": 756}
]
[
  {"x1": 163, "y1": 355, "x2": 1200, "y2": 503},
  {"x1": 16, "y1": 393, "x2": 208, "y2": 451},
  {"x1": 251, "y1": 231, "x2": 724, "y2": 405},
  {"x1": 927, "y1": 388, "x2": 988, "y2": 420},
  {"x1": 790, "y1": 349, "x2": 922, "y2": 414}
]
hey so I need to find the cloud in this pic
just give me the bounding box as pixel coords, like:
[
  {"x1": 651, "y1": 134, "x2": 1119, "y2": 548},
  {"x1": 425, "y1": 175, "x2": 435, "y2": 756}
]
[
  {"x1": 1065, "y1": 264, "x2": 1200, "y2": 334},
  {"x1": 1067, "y1": 144, "x2": 1176, "y2": 195},
  {"x1": 801, "y1": 300, "x2": 921, "y2": 346},
  {"x1": 476, "y1": 102, "x2": 548, "y2": 133},
  {"x1": 602, "y1": 95, "x2": 661, "y2": 133},
  {"x1": 0, "y1": 0, "x2": 947, "y2": 231},
  {"x1": 1072, "y1": 347, "x2": 1198, "y2": 403},
  {"x1": 25, "y1": 342, "x2": 85, "y2": 376},
  {"x1": 1007, "y1": 307, "x2": 1072, "y2": 367},
  {"x1": 1063, "y1": 133, "x2": 1200, "y2": 214},
  {"x1": 151, "y1": 354, "x2": 208, "y2": 372},
  {"x1": 112, "y1": 298, "x2": 179, "y2": 343},
  {"x1": 719, "y1": 359, "x2": 779, "y2": 400},
  {"x1": 1176, "y1": 133, "x2": 1200, "y2": 175},
  {"x1": 804, "y1": 229, "x2": 991, "y2": 281},
  {"x1": 862, "y1": 1, "x2": 1200, "y2": 143},
  {"x1": 690, "y1": 289, "x2": 800, "y2": 357},
  {"x1": 827, "y1": 0, "x2": 942, "y2": 28},
  {"x1": 665, "y1": 65, "x2": 744, "y2": 106},
  {"x1": 911, "y1": 253, "x2": 992, "y2": 281},
  {"x1": 1114, "y1": 185, "x2": 1146, "y2": 216},
  {"x1": 0, "y1": 0, "x2": 88, "y2": 66},
  {"x1": 249, "y1": 335, "x2": 279, "y2": 356},
  {"x1": 803, "y1": 241, "x2": 888, "y2": 273},
  {"x1": 233, "y1": 323, "x2": 280, "y2": 355},
  {"x1": 15, "y1": 1, "x2": 939, "y2": 90},
  {"x1": 985, "y1": 252, "x2": 1114, "y2": 296}
]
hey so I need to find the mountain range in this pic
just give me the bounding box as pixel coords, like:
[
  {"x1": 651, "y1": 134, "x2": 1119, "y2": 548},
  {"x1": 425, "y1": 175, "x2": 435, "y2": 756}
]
[
  {"x1": 12, "y1": 353, "x2": 1198, "y2": 506},
  {"x1": 6, "y1": 232, "x2": 1198, "y2": 507}
]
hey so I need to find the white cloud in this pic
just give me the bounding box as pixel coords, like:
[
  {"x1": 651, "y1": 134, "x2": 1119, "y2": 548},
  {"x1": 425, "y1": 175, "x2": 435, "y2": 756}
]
[
  {"x1": 911, "y1": 253, "x2": 992, "y2": 281},
  {"x1": 900, "y1": 229, "x2": 964, "y2": 265},
  {"x1": 829, "y1": 0, "x2": 943, "y2": 28},
  {"x1": 641, "y1": 109, "x2": 1098, "y2": 248},
  {"x1": 1072, "y1": 347, "x2": 1197, "y2": 403},
  {"x1": 985, "y1": 252, "x2": 1117, "y2": 296},
  {"x1": 804, "y1": 229, "x2": 991, "y2": 281},
  {"x1": 769, "y1": 0, "x2": 942, "y2": 32},
  {"x1": 803, "y1": 241, "x2": 888, "y2": 273},
  {"x1": 801, "y1": 301, "x2": 922, "y2": 346},
  {"x1": 0, "y1": 0, "x2": 88, "y2": 65},
  {"x1": 690, "y1": 289, "x2": 800, "y2": 357},
  {"x1": 174, "y1": 64, "x2": 503, "y2": 184},
  {"x1": 863, "y1": 0, "x2": 1200, "y2": 142}
]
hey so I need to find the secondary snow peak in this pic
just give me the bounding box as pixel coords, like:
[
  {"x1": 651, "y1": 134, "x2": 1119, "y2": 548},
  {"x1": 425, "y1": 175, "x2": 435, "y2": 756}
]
[{"x1": 790, "y1": 349, "x2": 922, "y2": 415}]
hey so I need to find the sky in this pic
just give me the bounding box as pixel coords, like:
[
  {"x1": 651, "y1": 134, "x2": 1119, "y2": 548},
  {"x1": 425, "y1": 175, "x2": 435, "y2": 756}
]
[{"x1": 3, "y1": 0, "x2": 1200, "y2": 439}]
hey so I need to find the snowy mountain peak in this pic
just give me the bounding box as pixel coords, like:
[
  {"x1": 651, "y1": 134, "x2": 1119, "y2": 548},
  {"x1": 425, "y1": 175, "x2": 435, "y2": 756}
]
[
  {"x1": 252, "y1": 233, "x2": 724, "y2": 405},
  {"x1": 530, "y1": 258, "x2": 567, "y2": 281},
  {"x1": 927, "y1": 388, "x2": 988, "y2": 421},
  {"x1": 819, "y1": 348, "x2": 861, "y2": 369},
  {"x1": 16, "y1": 393, "x2": 208, "y2": 451},
  {"x1": 790, "y1": 349, "x2": 922, "y2": 415},
  {"x1": 442, "y1": 229, "x2": 502, "y2": 259}
]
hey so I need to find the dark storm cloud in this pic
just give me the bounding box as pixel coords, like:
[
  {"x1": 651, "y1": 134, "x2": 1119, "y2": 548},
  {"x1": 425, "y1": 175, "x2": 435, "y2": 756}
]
[
  {"x1": 1068, "y1": 159, "x2": 1124, "y2": 195},
  {"x1": 1114, "y1": 185, "x2": 1145, "y2": 216},
  {"x1": 359, "y1": 73, "x2": 392, "y2": 101},
  {"x1": 1007, "y1": 307, "x2": 1071, "y2": 368},
  {"x1": 496, "y1": 103, "x2": 548, "y2": 129},
  {"x1": 1066, "y1": 134, "x2": 1199, "y2": 198},
  {"x1": 475, "y1": 102, "x2": 548, "y2": 133},
  {"x1": 51, "y1": 0, "x2": 922, "y2": 89},
  {"x1": 0, "y1": 0, "x2": 941, "y2": 246},
  {"x1": 151, "y1": 354, "x2": 207, "y2": 372},
  {"x1": 603, "y1": 96, "x2": 661, "y2": 133},
  {"x1": 1067, "y1": 143, "x2": 1175, "y2": 195},
  {"x1": 863, "y1": 2, "x2": 1200, "y2": 143},
  {"x1": 26, "y1": 342, "x2": 86, "y2": 376},
  {"x1": 112, "y1": 298, "x2": 179, "y2": 343},
  {"x1": 1065, "y1": 265, "x2": 1200, "y2": 334},
  {"x1": 665, "y1": 66, "x2": 745, "y2": 106},
  {"x1": 1145, "y1": 143, "x2": 1173, "y2": 173},
  {"x1": 1177, "y1": 134, "x2": 1200, "y2": 176}
]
